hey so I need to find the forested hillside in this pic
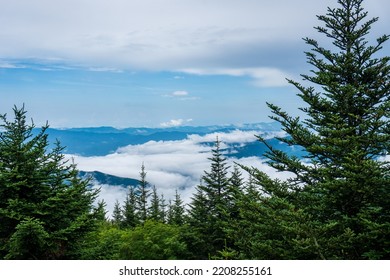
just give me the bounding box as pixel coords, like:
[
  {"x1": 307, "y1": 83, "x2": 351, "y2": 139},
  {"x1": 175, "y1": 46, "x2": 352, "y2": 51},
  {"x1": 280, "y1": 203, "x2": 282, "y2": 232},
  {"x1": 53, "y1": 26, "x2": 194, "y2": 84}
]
[{"x1": 0, "y1": 0, "x2": 389, "y2": 259}]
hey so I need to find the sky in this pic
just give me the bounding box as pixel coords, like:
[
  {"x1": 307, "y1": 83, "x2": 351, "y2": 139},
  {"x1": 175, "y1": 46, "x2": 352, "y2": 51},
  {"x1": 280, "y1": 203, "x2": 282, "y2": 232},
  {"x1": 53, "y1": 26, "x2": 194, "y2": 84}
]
[{"x1": 0, "y1": 0, "x2": 389, "y2": 128}]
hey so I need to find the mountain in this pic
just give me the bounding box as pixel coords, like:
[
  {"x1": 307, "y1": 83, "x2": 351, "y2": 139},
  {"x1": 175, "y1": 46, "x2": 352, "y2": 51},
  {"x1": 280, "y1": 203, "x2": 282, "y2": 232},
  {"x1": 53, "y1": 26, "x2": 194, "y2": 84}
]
[
  {"x1": 225, "y1": 138, "x2": 306, "y2": 159},
  {"x1": 79, "y1": 171, "x2": 139, "y2": 187},
  {"x1": 35, "y1": 122, "x2": 283, "y2": 156}
]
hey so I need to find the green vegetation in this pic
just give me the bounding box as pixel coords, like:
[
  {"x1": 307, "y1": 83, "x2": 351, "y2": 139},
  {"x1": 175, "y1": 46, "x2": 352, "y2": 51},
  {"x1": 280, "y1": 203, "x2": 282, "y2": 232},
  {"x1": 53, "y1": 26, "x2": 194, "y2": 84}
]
[
  {"x1": 0, "y1": 0, "x2": 388, "y2": 259},
  {"x1": 0, "y1": 105, "x2": 98, "y2": 259}
]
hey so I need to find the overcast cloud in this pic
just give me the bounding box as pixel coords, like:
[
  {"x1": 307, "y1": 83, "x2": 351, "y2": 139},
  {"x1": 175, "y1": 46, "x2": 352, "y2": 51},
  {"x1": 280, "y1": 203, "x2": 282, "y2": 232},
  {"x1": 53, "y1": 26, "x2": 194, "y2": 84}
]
[{"x1": 2, "y1": 0, "x2": 388, "y2": 75}]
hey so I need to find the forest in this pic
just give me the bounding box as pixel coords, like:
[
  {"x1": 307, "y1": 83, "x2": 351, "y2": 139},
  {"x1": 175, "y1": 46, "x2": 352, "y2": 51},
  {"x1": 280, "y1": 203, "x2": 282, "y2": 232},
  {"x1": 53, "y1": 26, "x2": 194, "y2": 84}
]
[{"x1": 0, "y1": 0, "x2": 389, "y2": 260}]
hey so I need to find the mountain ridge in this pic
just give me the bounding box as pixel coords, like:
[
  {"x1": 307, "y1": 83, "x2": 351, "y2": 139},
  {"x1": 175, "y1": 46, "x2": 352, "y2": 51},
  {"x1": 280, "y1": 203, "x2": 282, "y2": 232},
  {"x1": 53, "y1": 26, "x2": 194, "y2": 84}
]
[{"x1": 34, "y1": 122, "x2": 283, "y2": 156}]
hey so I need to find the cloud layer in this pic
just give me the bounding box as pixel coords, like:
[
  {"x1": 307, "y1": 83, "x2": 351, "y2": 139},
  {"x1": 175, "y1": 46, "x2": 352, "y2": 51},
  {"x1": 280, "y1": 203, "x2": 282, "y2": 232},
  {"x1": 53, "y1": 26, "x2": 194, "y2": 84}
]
[
  {"x1": 3, "y1": 0, "x2": 388, "y2": 78},
  {"x1": 69, "y1": 129, "x2": 290, "y2": 215}
]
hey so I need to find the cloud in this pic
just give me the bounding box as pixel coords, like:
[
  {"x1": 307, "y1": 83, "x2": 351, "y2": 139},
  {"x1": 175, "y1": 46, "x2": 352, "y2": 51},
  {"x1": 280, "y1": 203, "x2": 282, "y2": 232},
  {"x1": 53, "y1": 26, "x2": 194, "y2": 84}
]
[
  {"x1": 180, "y1": 67, "x2": 292, "y2": 87},
  {"x1": 5, "y1": 0, "x2": 388, "y2": 74},
  {"x1": 163, "y1": 90, "x2": 199, "y2": 100},
  {"x1": 187, "y1": 130, "x2": 261, "y2": 144},
  {"x1": 171, "y1": 91, "x2": 189, "y2": 97},
  {"x1": 160, "y1": 118, "x2": 193, "y2": 128},
  {"x1": 88, "y1": 67, "x2": 123, "y2": 73},
  {"x1": 2, "y1": 0, "x2": 388, "y2": 89},
  {"x1": 0, "y1": 62, "x2": 25, "y2": 69},
  {"x1": 68, "y1": 129, "x2": 292, "y2": 214}
]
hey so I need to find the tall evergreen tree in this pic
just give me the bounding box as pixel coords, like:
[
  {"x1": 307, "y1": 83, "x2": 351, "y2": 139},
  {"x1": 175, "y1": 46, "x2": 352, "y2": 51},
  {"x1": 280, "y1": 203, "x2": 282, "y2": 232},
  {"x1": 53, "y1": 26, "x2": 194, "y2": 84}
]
[
  {"x1": 237, "y1": 0, "x2": 389, "y2": 259},
  {"x1": 159, "y1": 194, "x2": 167, "y2": 223},
  {"x1": 122, "y1": 187, "x2": 139, "y2": 228},
  {"x1": 94, "y1": 200, "x2": 108, "y2": 223},
  {"x1": 187, "y1": 138, "x2": 232, "y2": 257},
  {"x1": 167, "y1": 189, "x2": 185, "y2": 226},
  {"x1": 112, "y1": 200, "x2": 123, "y2": 226},
  {"x1": 226, "y1": 164, "x2": 244, "y2": 219},
  {"x1": 148, "y1": 185, "x2": 164, "y2": 222},
  {"x1": 0, "y1": 106, "x2": 98, "y2": 259},
  {"x1": 186, "y1": 185, "x2": 210, "y2": 259},
  {"x1": 136, "y1": 163, "x2": 150, "y2": 224}
]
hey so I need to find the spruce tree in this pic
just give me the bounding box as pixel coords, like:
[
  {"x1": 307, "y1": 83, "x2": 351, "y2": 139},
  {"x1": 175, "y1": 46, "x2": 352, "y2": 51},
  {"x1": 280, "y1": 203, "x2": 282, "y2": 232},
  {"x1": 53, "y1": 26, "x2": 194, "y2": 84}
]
[
  {"x1": 148, "y1": 185, "x2": 163, "y2": 222},
  {"x1": 239, "y1": 0, "x2": 389, "y2": 259},
  {"x1": 186, "y1": 185, "x2": 210, "y2": 259},
  {"x1": 159, "y1": 194, "x2": 167, "y2": 223},
  {"x1": 0, "y1": 106, "x2": 98, "y2": 259},
  {"x1": 122, "y1": 187, "x2": 139, "y2": 228},
  {"x1": 167, "y1": 189, "x2": 185, "y2": 226},
  {"x1": 187, "y1": 138, "x2": 232, "y2": 257},
  {"x1": 94, "y1": 200, "x2": 108, "y2": 223},
  {"x1": 112, "y1": 200, "x2": 123, "y2": 226},
  {"x1": 136, "y1": 163, "x2": 150, "y2": 224},
  {"x1": 225, "y1": 164, "x2": 244, "y2": 220}
]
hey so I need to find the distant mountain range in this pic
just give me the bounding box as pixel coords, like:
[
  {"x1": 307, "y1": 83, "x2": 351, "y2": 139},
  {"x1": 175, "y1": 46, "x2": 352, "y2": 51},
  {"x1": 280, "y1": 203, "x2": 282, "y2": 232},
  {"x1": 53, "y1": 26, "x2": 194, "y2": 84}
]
[
  {"x1": 33, "y1": 122, "x2": 306, "y2": 187},
  {"x1": 36, "y1": 122, "x2": 284, "y2": 156}
]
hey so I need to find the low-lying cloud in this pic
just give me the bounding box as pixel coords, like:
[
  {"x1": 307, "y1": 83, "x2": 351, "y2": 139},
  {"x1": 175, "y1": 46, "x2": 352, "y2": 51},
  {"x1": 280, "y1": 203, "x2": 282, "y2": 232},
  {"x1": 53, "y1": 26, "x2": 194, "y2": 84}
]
[{"x1": 68, "y1": 129, "x2": 291, "y2": 216}]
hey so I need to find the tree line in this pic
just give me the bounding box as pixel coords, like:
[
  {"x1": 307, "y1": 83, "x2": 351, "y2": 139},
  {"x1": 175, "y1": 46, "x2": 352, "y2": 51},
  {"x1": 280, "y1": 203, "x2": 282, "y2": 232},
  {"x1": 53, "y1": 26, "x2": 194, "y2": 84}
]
[{"x1": 0, "y1": 0, "x2": 389, "y2": 259}]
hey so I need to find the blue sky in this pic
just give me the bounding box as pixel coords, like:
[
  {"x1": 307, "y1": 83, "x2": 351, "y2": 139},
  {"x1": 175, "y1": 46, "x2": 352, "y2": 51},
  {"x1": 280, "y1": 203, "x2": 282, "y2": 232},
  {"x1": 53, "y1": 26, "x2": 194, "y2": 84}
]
[{"x1": 1, "y1": 0, "x2": 389, "y2": 128}]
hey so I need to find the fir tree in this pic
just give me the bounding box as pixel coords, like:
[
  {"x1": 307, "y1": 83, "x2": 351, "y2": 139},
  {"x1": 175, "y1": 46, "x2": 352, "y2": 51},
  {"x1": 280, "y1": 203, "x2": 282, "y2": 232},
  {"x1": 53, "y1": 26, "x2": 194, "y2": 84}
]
[
  {"x1": 238, "y1": 0, "x2": 390, "y2": 259},
  {"x1": 136, "y1": 163, "x2": 150, "y2": 224},
  {"x1": 94, "y1": 200, "x2": 108, "y2": 223},
  {"x1": 0, "y1": 105, "x2": 98, "y2": 259},
  {"x1": 167, "y1": 189, "x2": 185, "y2": 226},
  {"x1": 112, "y1": 200, "x2": 123, "y2": 226},
  {"x1": 226, "y1": 164, "x2": 244, "y2": 219},
  {"x1": 122, "y1": 188, "x2": 139, "y2": 228},
  {"x1": 159, "y1": 194, "x2": 167, "y2": 223},
  {"x1": 187, "y1": 138, "x2": 232, "y2": 257},
  {"x1": 186, "y1": 185, "x2": 210, "y2": 259},
  {"x1": 148, "y1": 185, "x2": 163, "y2": 222}
]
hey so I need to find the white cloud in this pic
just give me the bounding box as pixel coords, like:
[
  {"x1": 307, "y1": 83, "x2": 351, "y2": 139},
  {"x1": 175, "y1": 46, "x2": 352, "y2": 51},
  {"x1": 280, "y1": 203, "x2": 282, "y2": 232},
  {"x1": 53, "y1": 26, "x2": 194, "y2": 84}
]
[
  {"x1": 6, "y1": 0, "x2": 385, "y2": 73},
  {"x1": 2, "y1": 0, "x2": 388, "y2": 87},
  {"x1": 0, "y1": 62, "x2": 25, "y2": 69},
  {"x1": 88, "y1": 67, "x2": 123, "y2": 73},
  {"x1": 160, "y1": 118, "x2": 193, "y2": 128},
  {"x1": 172, "y1": 90, "x2": 189, "y2": 97},
  {"x1": 188, "y1": 129, "x2": 286, "y2": 144},
  {"x1": 69, "y1": 129, "x2": 292, "y2": 214},
  {"x1": 180, "y1": 67, "x2": 292, "y2": 87},
  {"x1": 163, "y1": 90, "x2": 199, "y2": 100}
]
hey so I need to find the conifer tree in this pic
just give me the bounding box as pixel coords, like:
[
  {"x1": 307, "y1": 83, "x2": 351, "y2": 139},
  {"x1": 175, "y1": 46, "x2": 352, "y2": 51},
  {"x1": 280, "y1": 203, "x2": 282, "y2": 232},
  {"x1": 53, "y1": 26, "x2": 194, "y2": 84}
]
[
  {"x1": 122, "y1": 188, "x2": 139, "y2": 228},
  {"x1": 112, "y1": 200, "x2": 123, "y2": 226},
  {"x1": 167, "y1": 189, "x2": 185, "y2": 226},
  {"x1": 159, "y1": 194, "x2": 167, "y2": 223},
  {"x1": 136, "y1": 163, "x2": 150, "y2": 224},
  {"x1": 187, "y1": 138, "x2": 232, "y2": 257},
  {"x1": 0, "y1": 106, "x2": 98, "y2": 259},
  {"x1": 148, "y1": 185, "x2": 163, "y2": 222},
  {"x1": 238, "y1": 0, "x2": 389, "y2": 259},
  {"x1": 95, "y1": 200, "x2": 108, "y2": 223},
  {"x1": 226, "y1": 164, "x2": 244, "y2": 218},
  {"x1": 186, "y1": 185, "x2": 210, "y2": 259}
]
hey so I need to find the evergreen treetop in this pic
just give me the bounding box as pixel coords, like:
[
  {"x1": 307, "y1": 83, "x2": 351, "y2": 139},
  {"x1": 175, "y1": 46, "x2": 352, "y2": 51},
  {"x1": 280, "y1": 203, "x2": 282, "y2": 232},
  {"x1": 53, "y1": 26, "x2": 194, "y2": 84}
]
[{"x1": 0, "y1": 105, "x2": 98, "y2": 259}]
